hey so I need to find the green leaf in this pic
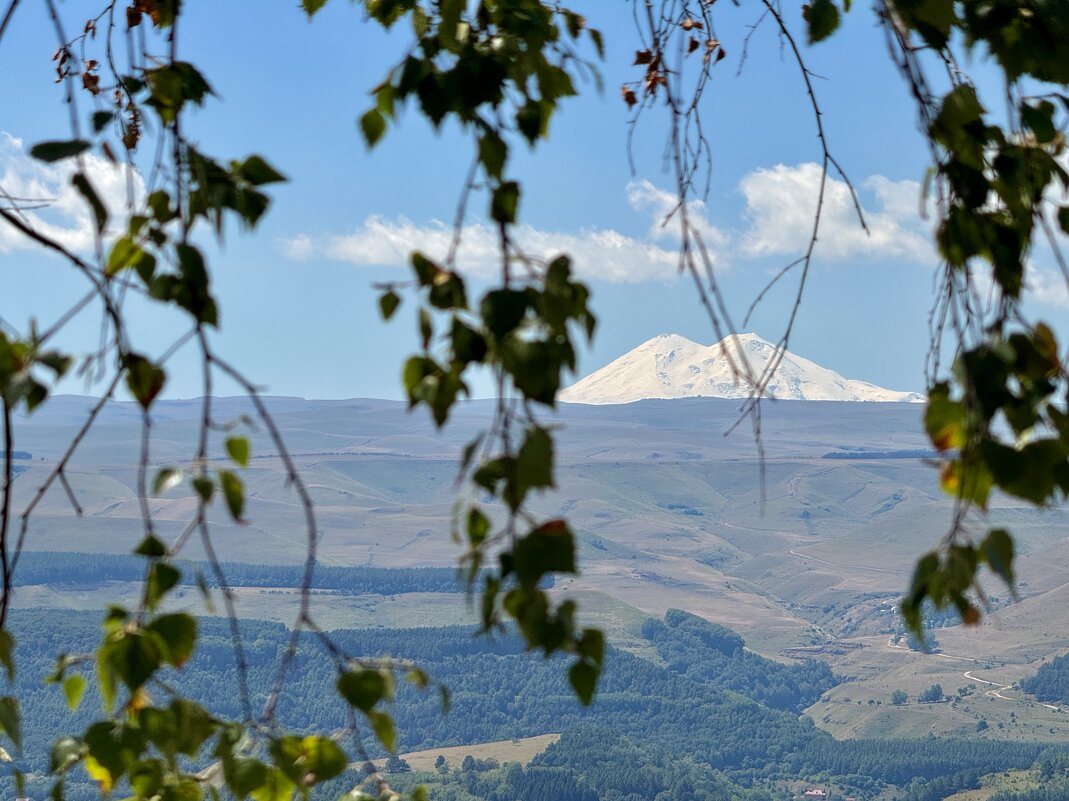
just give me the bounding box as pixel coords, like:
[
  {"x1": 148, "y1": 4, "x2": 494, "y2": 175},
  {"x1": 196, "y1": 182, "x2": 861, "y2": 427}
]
[
  {"x1": 930, "y1": 85, "x2": 986, "y2": 164},
  {"x1": 0, "y1": 631, "x2": 14, "y2": 681},
  {"x1": 145, "y1": 613, "x2": 197, "y2": 667},
  {"x1": 147, "y1": 190, "x2": 173, "y2": 222},
  {"x1": 1021, "y1": 100, "x2": 1058, "y2": 143},
  {"x1": 51, "y1": 736, "x2": 83, "y2": 773},
  {"x1": 980, "y1": 528, "x2": 1015, "y2": 590},
  {"x1": 405, "y1": 668, "x2": 429, "y2": 689},
  {"x1": 129, "y1": 758, "x2": 164, "y2": 799},
  {"x1": 982, "y1": 439, "x2": 1065, "y2": 504},
  {"x1": 368, "y1": 710, "x2": 396, "y2": 752},
  {"x1": 0, "y1": 696, "x2": 22, "y2": 749},
  {"x1": 924, "y1": 383, "x2": 966, "y2": 451},
  {"x1": 37, "y1": 349, "x2": 73, "y2": 378},
  {"x1": 124, "y1": 353, "x2": 166, "y2": 409},
  {"x1": 175, "y1": 243, "x2": 217, "y2": 325},
  {"x1": 169, "y1": 699, "x2": 217, "y2": 755},
  {"x1": 192, "y1": 475, "x2": 215, "y2": 503},
  {"x1": 490, "y1": 181, "x2": 520, "y2": 224},
  {"x1": 451, "y1": 319, "x2": 487, "y2": 366},
  {"x1": 568, "y1": 660, "x2": 598, "y2": 706},
  {"x1": 110, "y1": 630, "x2": 164, "y2": 692},
  {"x1": 91, "y1": 111, "x2": 115, "y2": 132},
  {"x1": 152, "y1": 468, "x2": 182, "y2": 496},
  {"x1": 379, "y1": 290, "x2": 401, "y2": 320},
  {"x1": 145, "y1": 62, "x2": 214, "y2": 121},
  {"x1": 146, "y1": 562, "x2": 181, "y2": 610},
  {"x1": 225, "y1": 757, "x2": 268, "y2": 799},
  {"x1": 805, "y1": 0, "x2": 840, "y2": 44},
  {"x1": 503, "y1": 339, "x2": 566, "y2": 405},
  {"x1": 516, "y1": 99, "x2": 551, "y2": 143},
  {"x1": 271, "y1": 736, "x2": 347, "y2": 786},
  {"x1": 428, "y1": 270, "x2": 467, "y2": 311},
  {"x1": 472, "y1": 457, "x2": 507, "y2": 493},
  {"x1": 938, "y1": 458, "x2": 993, "y2": 508},
  {"x1": 902, "y1": 551, "x2": 939, "y2": 634},
  {"x1": 588, "y1": 28, "x2": 604, "y2": 58},
  {"x1": 438, "y1": 0, "x2": 465, "y2": 47},
  {"x1": 226, "y1": 436, "x2": 251, "y2": 467},
  {"x1": 236, "y1": 155, "x2": 286, "y2": 186},
  {"x1": 467, "y1": 507, "x2": 490, "y2": 547},
  {"x1": 62, "y1": 675, "x2": 86, "y2": 711},
  {"x1": 419, "y1": 306, "x2": 434, "y2": 349},
  {"x1": 411, "y1": 252, "x2": 442, "y2": 286},
  {"x1": 478, "y1": 131, "x2": 507, "y2": 179},
  {"x1": 480, "y1": 289, "x2": 528, "y2": 339},
  {"x1": 301, "y1": 0, "x2": 329, "y2": 16},
  {"x1": 95, "y1": 646, "x2": 117, "y2": 713},
  {"x1": 106, "y1": 236, "x2": 147, "y2": 276},
  {"x1": 250, "y1": 767, "x2": 295, "y2": 801},
  {"x1": 337, "y1": 669, "x2": 388, "y2": 713},
  {"x1": 576, "y1": 627, "x2": 605, "y2": 666},
  {"x1": 83, "y1": 755, "x2": 113, "y2": 794},
  {"x1": 360, "y1": 109, "x2": 386, "y2": 147},
  {"x1": 219, "y1": 470, "x2": 245, "y2": 521},
  {"x1": 402, "y1": 356, "x2": 436, "y2": 400},
  {"x1": 83, "y1": 722, "x2": 132, "y2": 790},
  {"x1": 509, "y1": 520, "x2": 576, "y2": 586},
  {"x1": 516, "y1": 426, "x2": 554, "y2": 499},
  {"x1": 29, "y1": 140, "x2": 90, "y2": 162},
  {"x1": 71, "y1": 173, "x2": 108, "y2": 234},
  {"x1": 896, "y1": 0, "x2": 955, "y2": 48}
]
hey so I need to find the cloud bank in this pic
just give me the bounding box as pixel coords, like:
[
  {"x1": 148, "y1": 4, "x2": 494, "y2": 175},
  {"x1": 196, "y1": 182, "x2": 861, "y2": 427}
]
[
  {"x1": 737, "y1": 162, "x2": 932, "y2": 262},
  {"x1": 282, "y1": 163, "x2": 939, "y2": 283},
  {"x1": 0, "y1": 132, "x2": 143, "y2": 254},
  {"x1": 281, "y1": 179, "x2": 726, "y2": 284},
  {"x1": 1, "y1": 132, "x2": 1060, "y2": 308}
]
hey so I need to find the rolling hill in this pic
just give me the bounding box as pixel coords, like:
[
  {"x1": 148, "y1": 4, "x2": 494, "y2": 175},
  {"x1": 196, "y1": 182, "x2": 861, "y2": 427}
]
[{"x1": 8, "y1": 393, "x2": 1069, "y2": 741}]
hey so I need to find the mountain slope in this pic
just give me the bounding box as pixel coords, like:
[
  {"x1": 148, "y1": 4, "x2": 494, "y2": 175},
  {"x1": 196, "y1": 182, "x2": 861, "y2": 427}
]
[{"x1": 559, "y1": 333, "x2": 924, "y2": 405}]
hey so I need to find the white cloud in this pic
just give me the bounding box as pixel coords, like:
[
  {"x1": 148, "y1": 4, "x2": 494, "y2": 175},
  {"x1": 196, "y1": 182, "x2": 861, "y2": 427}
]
[
  {"x1": 278, "y1": 233, "x2": 315, "y2": 261},
  {"x1": 968, "y1": 259, "x2": 1069, "y2": 312},
  {"x1": 1026, "y1": 264, "x2": 1069, "y2": 309},
  {"x1": 0, "y1": 132, "x2": 144, "y2": 254},
  {"x1": 318, "y1": 215, "x2": 684, "y2": 283},
  {"x1": 279, "y1": 179, "x2": 729, "y2": 284},
  {"x1": 738, "y1": 162, "x2": 932, "y2": 263},
  {"x1": 280, "y1": 164, "x2": 942, "y2": 282},
  {"x1": 625, "y1": 178, "x2": 727, "y2": 250}
]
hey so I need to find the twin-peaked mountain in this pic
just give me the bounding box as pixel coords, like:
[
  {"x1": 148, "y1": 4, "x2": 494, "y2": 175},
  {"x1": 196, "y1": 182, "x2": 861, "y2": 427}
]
[{"x1": 559, "y1": 333, "x2": 924, "y2": 405}]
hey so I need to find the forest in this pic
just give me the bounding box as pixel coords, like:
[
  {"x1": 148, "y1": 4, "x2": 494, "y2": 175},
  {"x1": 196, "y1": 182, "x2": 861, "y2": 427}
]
[
  {"x1": 1020, "y1": 655, "x2": 1069, "y2": 706},
  {"x1": 4, "y1": 607, "x2": 1055, "y2": 801},
  {"x1": 11, "y1": 552, "x2": 507, "y2": 594}
]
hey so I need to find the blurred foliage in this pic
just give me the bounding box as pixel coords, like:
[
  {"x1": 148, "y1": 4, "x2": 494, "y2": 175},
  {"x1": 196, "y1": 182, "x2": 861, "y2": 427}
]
[{"x1": 0, "y1": 2, "x2": 1067, "y2": 801}]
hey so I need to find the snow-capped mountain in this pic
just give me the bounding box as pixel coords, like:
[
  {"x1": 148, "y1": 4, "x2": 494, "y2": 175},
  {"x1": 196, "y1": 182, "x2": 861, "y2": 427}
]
[{"x1": 558, "y1": 333, "x2": 925, "y2": 405}]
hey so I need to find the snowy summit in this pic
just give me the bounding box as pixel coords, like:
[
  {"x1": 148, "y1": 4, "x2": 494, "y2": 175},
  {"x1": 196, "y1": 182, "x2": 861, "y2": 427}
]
[{"x1": 558, "y1": 333, "x2": 925, "y2": 405}]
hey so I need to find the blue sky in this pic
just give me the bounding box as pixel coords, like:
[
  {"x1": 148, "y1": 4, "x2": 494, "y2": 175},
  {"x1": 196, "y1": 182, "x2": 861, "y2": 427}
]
[{"x1": 0, "y1": 1, "x2": 1065, "y2": 401}]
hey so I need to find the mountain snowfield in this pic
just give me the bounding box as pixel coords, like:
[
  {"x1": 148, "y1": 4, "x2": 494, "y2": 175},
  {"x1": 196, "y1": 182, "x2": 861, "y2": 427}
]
[{"x1": 559, "y1": 333, "x2": 925, "y2": 405}]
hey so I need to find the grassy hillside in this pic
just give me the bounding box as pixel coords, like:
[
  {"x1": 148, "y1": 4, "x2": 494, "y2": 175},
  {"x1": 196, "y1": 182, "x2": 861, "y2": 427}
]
[{"x1": 9, "y1": 395, "x2": 1069, "y2": 746}]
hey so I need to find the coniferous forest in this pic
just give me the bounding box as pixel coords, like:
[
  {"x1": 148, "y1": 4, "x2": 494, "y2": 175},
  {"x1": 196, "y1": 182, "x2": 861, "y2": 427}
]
[{"x1": 7, "y1": 607, "x2": 1056, "y2": 801}]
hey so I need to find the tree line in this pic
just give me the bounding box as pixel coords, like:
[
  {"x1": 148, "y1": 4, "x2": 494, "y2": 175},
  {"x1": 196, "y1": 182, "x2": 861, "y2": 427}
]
[
  {"x1": 11, "y1": 552, "x2": 512, "y2": 595},
  {"x1": 1, "y1": 608, "x2": 1054, "y2": 801}
]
